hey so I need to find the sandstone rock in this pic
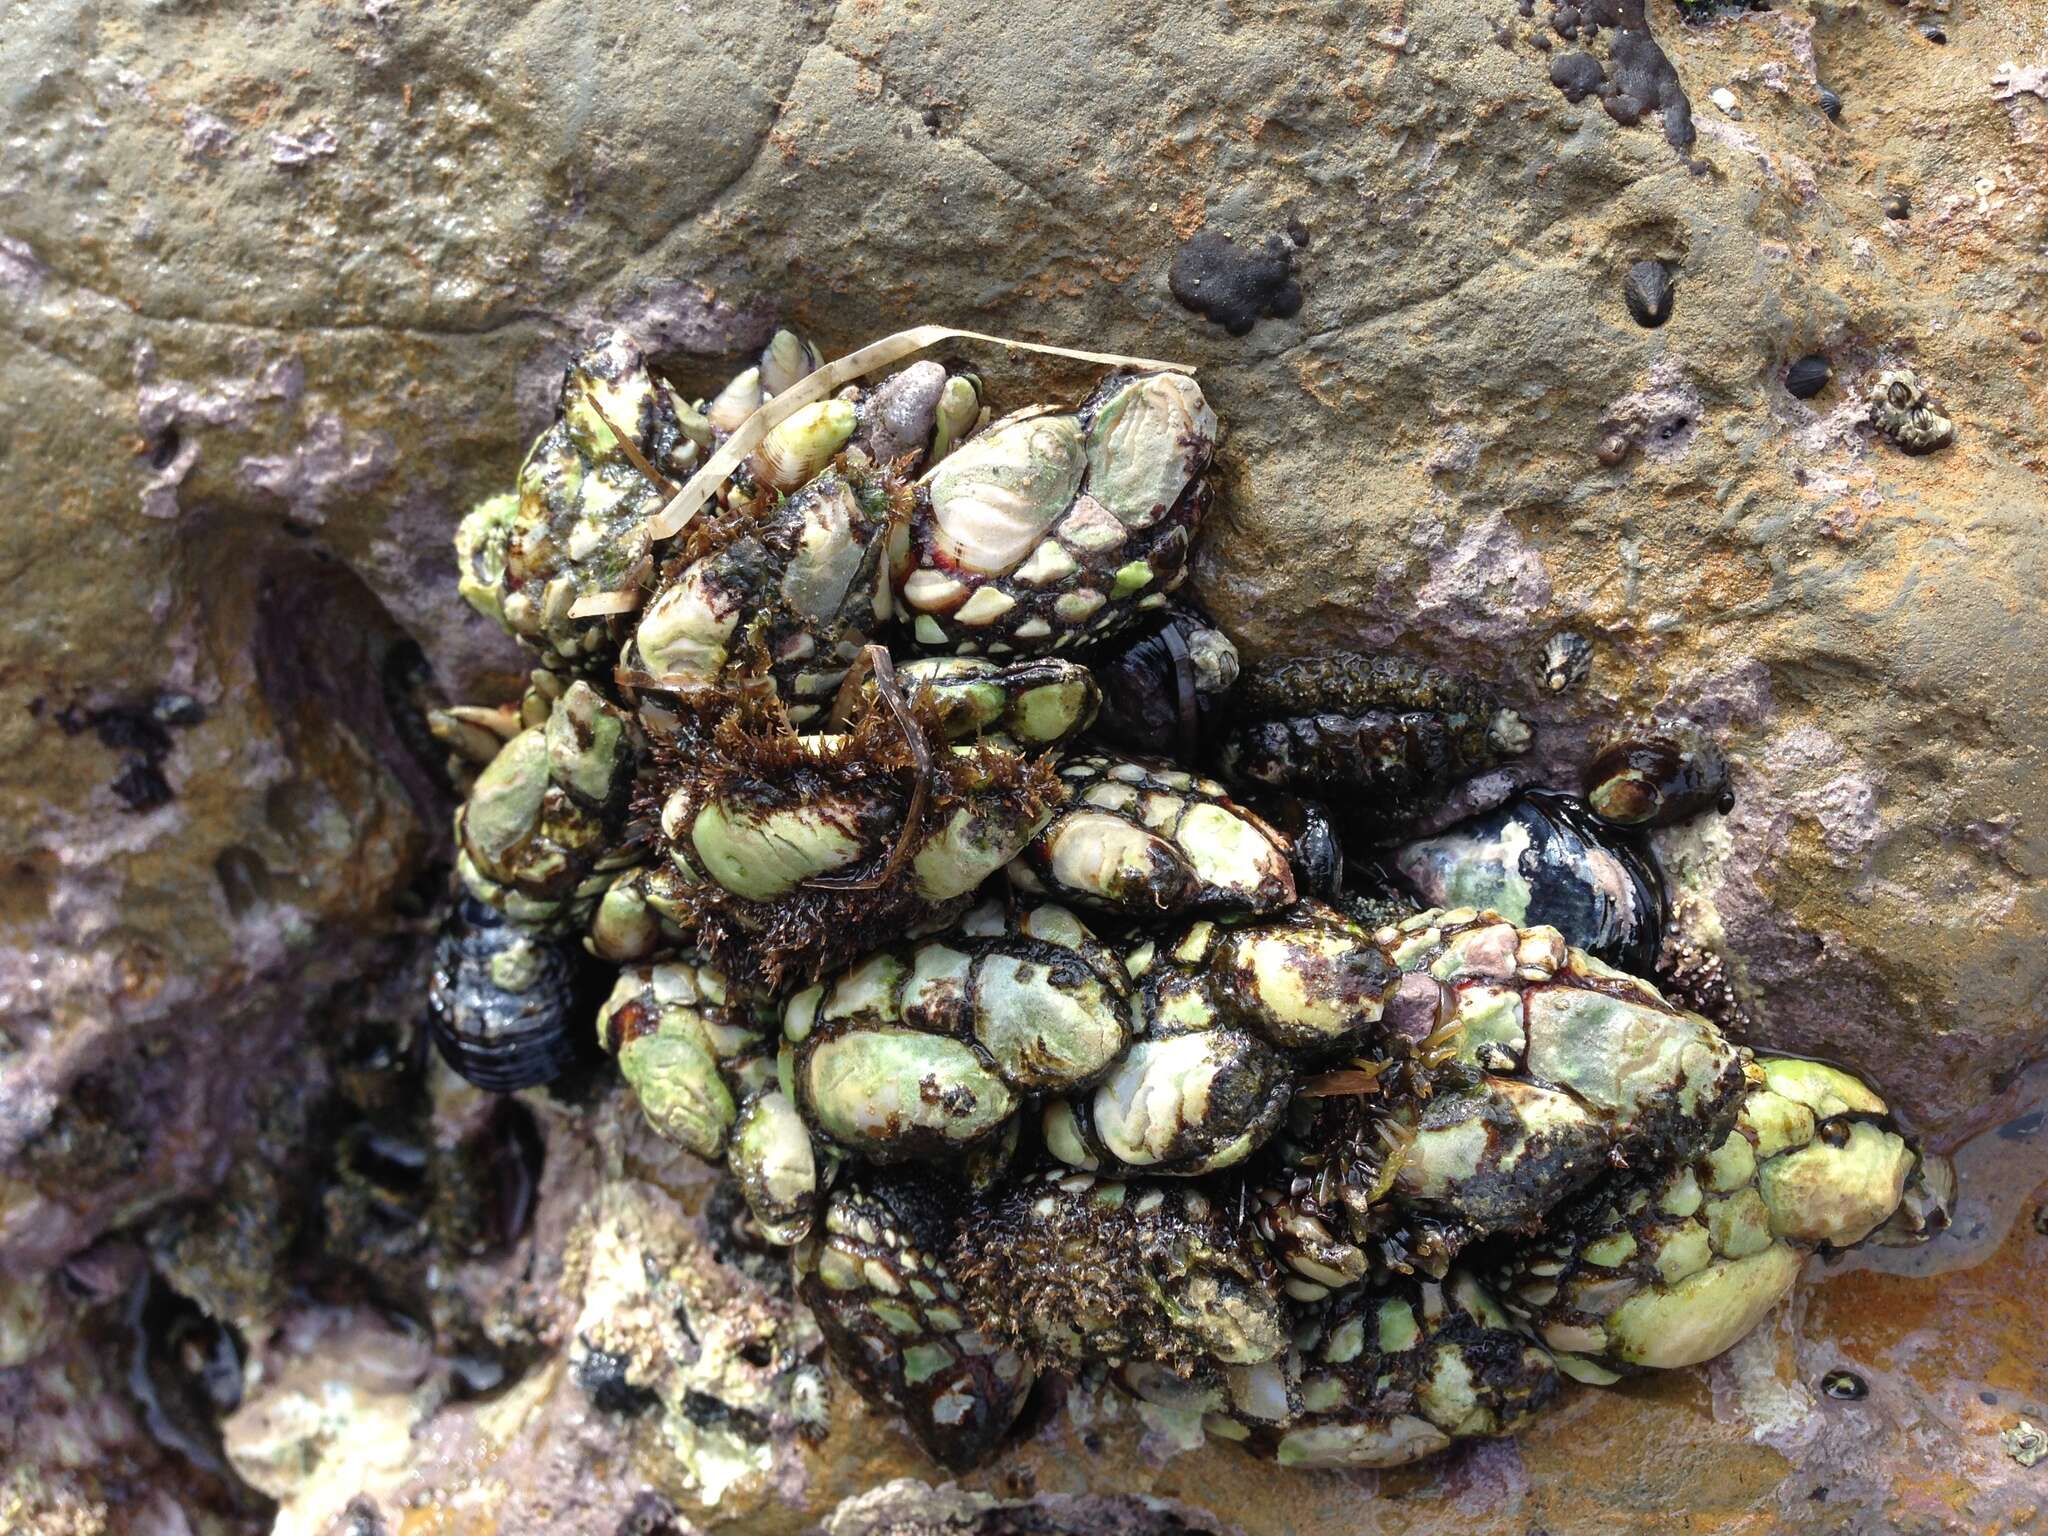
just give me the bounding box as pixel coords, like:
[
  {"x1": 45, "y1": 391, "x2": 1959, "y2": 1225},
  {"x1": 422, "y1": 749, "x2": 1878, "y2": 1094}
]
[{"x1": 2, "y1": 0, "x2": 2044, "y2": 1531}]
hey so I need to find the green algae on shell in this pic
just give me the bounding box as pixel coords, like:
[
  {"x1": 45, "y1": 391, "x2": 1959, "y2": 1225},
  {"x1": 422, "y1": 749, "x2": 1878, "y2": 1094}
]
[
  {"x1": 894, "y1": 371, "x2": 1215, "y2": 658},
  {"x1": 1484, "y1": 1056, "x2": 1919, "y2": 1378},
  {"x1": 1012, "y1": 754, "x2": 1296, "y2": 919},
  {"x1": 648, "y1": 687, "x2": 1060, "y2": 987},
  {"x1": 598, "y1": 961, "x2": 777, "y2": 1161},
  {"x1": 784, "y1": 902, "x2": 1136, "y2": 1160},
  {"x1": 1045, "y1": 902, "x2": 1409, "y2": 1179}
]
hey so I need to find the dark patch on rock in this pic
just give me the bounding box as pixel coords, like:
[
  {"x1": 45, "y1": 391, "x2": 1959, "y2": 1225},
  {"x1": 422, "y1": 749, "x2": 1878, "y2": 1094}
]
[
  {"x1": 54, "y1": 692, "x2": 200, "y2": 812},
  {"x1": 574, "y1": 1344, "x2": 660, "y2": 1416},
  {"x1": 682, "y1": 1387, "x2": 771, "y2": 1441},
  {"x1": 1550, "y1": 51, "x2": 1606, "y2": 101},
  {"x1": 1998, "y1": 1108, "x2": 2043, "y2": 1141},
  {"x1": 57, "y1": 698, "x2": 174, "y2": 757},
  {"x1": 110, "y1": 757, "x2": 175, "y2": 812},
  {"x1": 616, "y1": 1492, "x2": 687, "y2": 1536},
  {"x1": 1674, "y1": 0, "x2": 1769, "y2": 18},
  {"x1": 1531, "y1": 1, "x2": 1697, "y2": 158},
  {"x1": 1169, "y1": 230, "x2": 1303, "y2": 336}
]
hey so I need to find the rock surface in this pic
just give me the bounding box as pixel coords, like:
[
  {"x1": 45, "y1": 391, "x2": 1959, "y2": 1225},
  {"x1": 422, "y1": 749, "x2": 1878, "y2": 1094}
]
[{"x1": 2, "y1": 0, "x2": 2045, "y2": 1531}]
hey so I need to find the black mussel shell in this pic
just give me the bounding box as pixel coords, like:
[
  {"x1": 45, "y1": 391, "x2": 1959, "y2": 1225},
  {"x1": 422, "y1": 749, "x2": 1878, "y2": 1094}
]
[
  {"x1": 1624, "y1": 260, "x2": 1674, "y2": 329},
  {"x1": 1786, "y1": 353, "x2": 1832, "y2": 400},
  {"x1": 1090, "y1": 611, "x2": 1238, "y2": 761},
  {"x1": 1821, "y1": 1369, "x2": 1869, "y2": 1401},
  {"x1": 1818, "y1": 86, "x2": 1843, "y2": 121},
  {"x1": 1389, "y1": 789, "x2": 1664, "y2": 974},
  {"x1": 1584, "y1": 732, "x2": 1732, "y2": 828},
  {"x1": 1256, "y1": 795, "x2": 1345, "y2": 901},
  {"x1": 124, "y1": 1272, "x2": 259, "y2": 1500},
  {"x1": 428, "y1": 896, "x2": 590, "y2": 1092}
]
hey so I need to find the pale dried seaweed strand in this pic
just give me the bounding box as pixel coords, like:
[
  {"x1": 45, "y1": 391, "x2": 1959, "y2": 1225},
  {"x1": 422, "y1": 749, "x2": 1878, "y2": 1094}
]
[{"x1": 566, "y1": 325, "x2": 1194, "y2": 619}]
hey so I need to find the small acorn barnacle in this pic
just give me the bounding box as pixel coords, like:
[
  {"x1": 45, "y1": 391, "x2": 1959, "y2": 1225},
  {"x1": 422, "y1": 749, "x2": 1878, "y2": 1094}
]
[{"x1": 1865, "y1": 367, "x2": 1954, "y2": 454}]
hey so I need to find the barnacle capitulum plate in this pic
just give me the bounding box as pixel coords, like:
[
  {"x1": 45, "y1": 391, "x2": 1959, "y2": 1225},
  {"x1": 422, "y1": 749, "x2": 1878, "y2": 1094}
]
[
  {"x1": 1381, "y1": 908, "x2": 1750, "y2": 1247},
  {"x1": 456, "y1": 334, "x2": 707, "y2": 665},
  {"x1": 1013, "y1": 754, "x2": 1297, "y2": 919},
  {"x1": 892, "y1": 371, "x2": 1216, "y2": 658},
  {"x1": 784, "y1": 901, "x2": 1136, "y2": 1161},
  {"x1": 1486, "y1": 1057, "x2": 1920, "y2": 1379},
  {"x1": 1042, "y1": 901, "x2": 1409, "y2": 1179}
]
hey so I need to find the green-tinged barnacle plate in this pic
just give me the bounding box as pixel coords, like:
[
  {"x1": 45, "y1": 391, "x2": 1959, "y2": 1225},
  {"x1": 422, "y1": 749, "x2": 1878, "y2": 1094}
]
[
  {"x1": 800, "y1": 1028, "x2": 1017, "y2": 1158},
  {"x1": 1603, "y1": 1245, "x2": 1806, "y2": 1370}
]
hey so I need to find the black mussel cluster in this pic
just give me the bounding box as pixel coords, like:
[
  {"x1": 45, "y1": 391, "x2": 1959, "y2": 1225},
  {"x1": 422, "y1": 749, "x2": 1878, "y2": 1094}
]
[{"x1": 1085, "y1": 621, "x2": 1732, "y2": 985}]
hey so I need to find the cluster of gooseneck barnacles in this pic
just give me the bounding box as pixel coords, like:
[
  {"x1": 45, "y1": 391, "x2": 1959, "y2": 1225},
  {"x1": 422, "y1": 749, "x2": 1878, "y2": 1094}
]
[{"x1": 425, "y1": 326, "x2": 1949, "y2": 1470}]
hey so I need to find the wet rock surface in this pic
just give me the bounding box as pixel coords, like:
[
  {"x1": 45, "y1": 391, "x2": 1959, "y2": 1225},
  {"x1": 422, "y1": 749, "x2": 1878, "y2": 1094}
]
[{"x1": 3, "y1": 0, "x2": 2046, "y2": 1531}]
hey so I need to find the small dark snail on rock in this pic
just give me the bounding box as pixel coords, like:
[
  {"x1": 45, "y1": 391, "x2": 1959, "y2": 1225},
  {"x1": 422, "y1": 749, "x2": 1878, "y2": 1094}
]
[
  {"x1": 1786, "y1": 354, "x2": 1832, "y2": 401},
  {"x1": 1623, "y1": 260, "x2": 1674, "y2": 329}
]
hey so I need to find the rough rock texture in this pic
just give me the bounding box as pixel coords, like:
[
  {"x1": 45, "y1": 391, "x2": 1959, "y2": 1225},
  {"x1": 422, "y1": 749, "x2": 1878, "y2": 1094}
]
[{"x1": 2, "y1": 0, "x2": 2045, "y2": 1532}]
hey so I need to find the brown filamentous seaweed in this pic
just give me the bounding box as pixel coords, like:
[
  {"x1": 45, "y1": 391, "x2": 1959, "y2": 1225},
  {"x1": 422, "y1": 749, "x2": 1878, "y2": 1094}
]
[{"x1": 644, "y1": 687, "x2": 1060, "y2": 989}]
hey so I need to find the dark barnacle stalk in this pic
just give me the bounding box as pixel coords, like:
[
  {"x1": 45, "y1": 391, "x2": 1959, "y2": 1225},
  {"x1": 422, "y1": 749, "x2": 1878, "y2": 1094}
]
[{"x1": 795, "y1": 1167, "x2": 1034, "y2": 1470}]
